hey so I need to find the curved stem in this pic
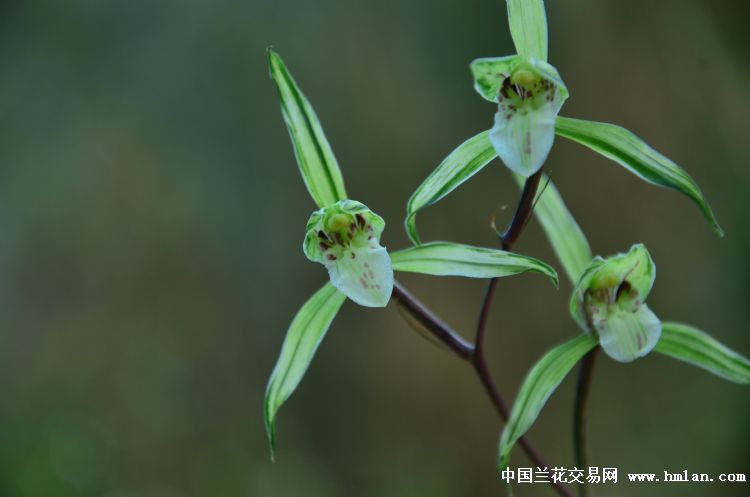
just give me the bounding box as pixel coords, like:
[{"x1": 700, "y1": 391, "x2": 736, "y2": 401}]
[
  {"x1": 574, "y1": 347, "x2": 599, "y2": 497},
  {"x1": 392, "y1": 169, "x2": 574, "y2": 497},
  {"x1": 391, "y1": 280, "x2": 473, "y2": 359},
  {"x1": 499, "y1": 169, "x2": 544, "y2": 250},
  {"x1": 473, "y1": 277, "x2": 498, "y2": 355},
  {"x1": 392, "y1": 279, "x2": 573, "y2": 497}
]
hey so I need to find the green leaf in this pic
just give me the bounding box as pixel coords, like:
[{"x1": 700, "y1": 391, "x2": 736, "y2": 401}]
[
  {"x1": 655, "y1": 322, "x2": 750, "y2": 384},
  {"x1": 405, "y1": 130, "x2": 496, "y2": 244},
  {"x1": 268, "y1": 49, "x2": 347, "y2": 208},
  {"x1": 498, "y1": 334, "x2": 597, "y2": 470},
  {"x1": 391, "y1": 241, "x2": 558, "y2": 285},
  {"x1": 515, "y1": 174, "x2": 592, "y2": 284},
  {"x1": 506, "y1": 0, "x2": 548, "y2": 62},
  {"x1": 264, "y1": 283, "x2": 347, "y2": 458},
  {"x1": 555, "y1": 116, "x2": 723, "y2": 237}
]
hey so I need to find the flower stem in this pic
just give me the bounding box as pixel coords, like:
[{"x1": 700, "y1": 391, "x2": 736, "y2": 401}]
[
  {"x1": 391, "y1": 281, "x2": 472, "y2": 359},
  {"x1": 573, "y1": 347, "x2": 599, "y2": 497}
]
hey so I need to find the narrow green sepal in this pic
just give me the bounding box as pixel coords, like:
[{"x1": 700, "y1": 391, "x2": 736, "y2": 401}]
[
  {"x1": 268, "y1": 49, "x2": 347, "y2": 208},
  {"x1": 498, "y1": 334, "x2": 598, "y2": 472},
  {"x1": 655, "y1": 322, "x2": 750, "y2": 384},
  {"x1": 405, "y1": 130, "x2": 496, "y2": 244},
  {"x1": 264, "y1": 283, "x2": 347, "y2": 459},
  {"x1": 506, "y1": 0, "x2": 549, "y2": 62},
  {"x1": 555, "y1": 116, "x2": 724, "y2": 237},
  {"x1": 391, "y1": 241, "x2": 558, "y2": 285}
]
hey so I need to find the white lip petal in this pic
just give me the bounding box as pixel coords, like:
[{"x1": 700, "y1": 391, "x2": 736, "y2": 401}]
[
  {"x1": 490, "y1": 103, "x2": 556, "y2": 177},
  {"x1": 326, "y1": 245, "x2": 393, "y2": 308},
  {"x1": 595, "y1": 305, "x2": 662, "y2": 363}
]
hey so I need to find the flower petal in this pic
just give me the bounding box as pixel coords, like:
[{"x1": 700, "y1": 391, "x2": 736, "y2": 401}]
[
  {"x1": 595, "y1": 304, "x2": 662, "y2": 362},
  {"x1": 326, "y1": 245, "x2": 393, "y2": 307},
  {"x1": 587, "y1": 243, "x2": 655, "y2": 304},
  {"x1": 470, "y1": 55, "x2": 524, "y2": 103},
  {"x1": 490, "y1": 100, "x2": 557, "y2": 177}
]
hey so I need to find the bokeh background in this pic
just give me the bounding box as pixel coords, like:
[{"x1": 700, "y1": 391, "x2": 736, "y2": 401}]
[{"x1": 0, "y1": 0, "x2": 748, "y2": 496}]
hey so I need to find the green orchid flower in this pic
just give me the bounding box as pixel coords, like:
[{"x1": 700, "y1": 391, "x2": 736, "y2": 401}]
[
  {"x1": 495, "y1": 186, "x2": 748, "y2": 478},
  {"x1": 268, "y1": 49, "x2": 393, "y2": 308},
  {"x1": 472, "y1": 0, "x2": 567, "y2": 177},
  {"x1": 304, "y1": 200, "x2": 393, "y2": 307},
  {"x1": 570, "y1": 244, "x2": 660, "y2": 362},
  {"x1": 471, "y1": 47, "x2": 568, "y2": 177}
]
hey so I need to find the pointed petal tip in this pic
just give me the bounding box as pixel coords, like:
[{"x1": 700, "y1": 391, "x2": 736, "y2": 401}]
[{"x1": 264, "y1": 411, "x2": 277, "y2": 461}]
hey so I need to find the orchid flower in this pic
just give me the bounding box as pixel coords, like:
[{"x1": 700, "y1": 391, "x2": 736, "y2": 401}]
[
  {"x1": 494, "y1": 183, "x2": 749, "y2": 478},
  {"x1": 570, "y1": 244, "x2": 660, "y2": 362},
  {"x1": 267, "y1": 50, "x2": 393, "y2": 308},
  {"x1": 471, "y1": 3, "x2": 568, "y2": 178}
]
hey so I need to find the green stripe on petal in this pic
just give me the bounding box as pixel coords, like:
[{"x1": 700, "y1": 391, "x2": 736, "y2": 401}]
[
  {"x1": 264, "y1": 283, "x2": 347, "y2": 458},
  {"x1": 268, "y1": 49, "x2": 347, "y2": 208},
  {"x1": 506, "y1": 0, "x2": 548, "y2": 62},
  {"x1": 391, "y1": 241, "x2": 558, "y2": 285},
  {"x1": 498, "y1": 334, "x2": 598, "y2": 471},
  {"x1": 655, "y1": 323, "x2": 750, "y2": 384},
  {"x1": 555, "y1": 116, "x2": 723, "y2": 237}
]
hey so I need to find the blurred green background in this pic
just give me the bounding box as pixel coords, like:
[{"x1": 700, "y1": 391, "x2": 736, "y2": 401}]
[{"x1": 0, "y1": 0, "x2": 748, "y2": 496}]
